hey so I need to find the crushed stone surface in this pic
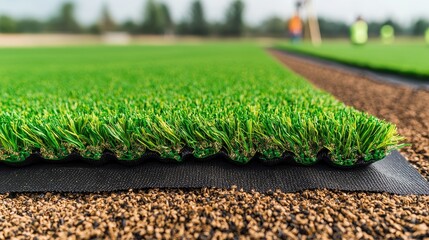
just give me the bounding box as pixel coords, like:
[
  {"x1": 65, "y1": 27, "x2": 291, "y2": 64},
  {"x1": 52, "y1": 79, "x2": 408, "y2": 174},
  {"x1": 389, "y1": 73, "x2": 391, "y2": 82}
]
[
  {"x1": 0, "y1": 51, "x2": 428, "y2": 239},
  {"x1": 1, "y1": 189, "x2": 428, "y2": 239}
]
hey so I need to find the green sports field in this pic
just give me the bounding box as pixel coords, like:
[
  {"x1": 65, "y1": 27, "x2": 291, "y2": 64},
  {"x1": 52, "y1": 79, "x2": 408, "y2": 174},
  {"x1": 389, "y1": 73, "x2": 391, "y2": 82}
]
[
  {"x1": 0, "y1": 44, "x2": 402, "y2": 166},
  {"x1": 278, "y1": 42, "x2": 429, "y2": 77}
]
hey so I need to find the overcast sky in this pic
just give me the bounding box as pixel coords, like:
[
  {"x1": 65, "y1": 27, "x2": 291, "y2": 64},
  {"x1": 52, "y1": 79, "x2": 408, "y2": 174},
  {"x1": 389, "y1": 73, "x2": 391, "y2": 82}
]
[{"x1": 0, "y1": 0, "x2": 428, "y2": 26}]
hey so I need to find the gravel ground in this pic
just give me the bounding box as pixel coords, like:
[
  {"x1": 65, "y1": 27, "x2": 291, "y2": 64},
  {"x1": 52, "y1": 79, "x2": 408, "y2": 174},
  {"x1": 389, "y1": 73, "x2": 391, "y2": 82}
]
[
  {"x1": 1, "y1": 189, "x2": 428, "y2": 239},
  {"x1": 0, "y1": 51, "x2": 428, "y2": 239}
]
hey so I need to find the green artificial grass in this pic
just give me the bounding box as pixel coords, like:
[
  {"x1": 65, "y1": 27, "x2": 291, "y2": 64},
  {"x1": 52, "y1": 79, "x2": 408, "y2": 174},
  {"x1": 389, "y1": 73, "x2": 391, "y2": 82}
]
[
  {"x1": 277, "y1": 41, "x2": 429, "y2": 78},
  {"x1": 0, "y1": 44, "x2": 403, "y2": 166}
]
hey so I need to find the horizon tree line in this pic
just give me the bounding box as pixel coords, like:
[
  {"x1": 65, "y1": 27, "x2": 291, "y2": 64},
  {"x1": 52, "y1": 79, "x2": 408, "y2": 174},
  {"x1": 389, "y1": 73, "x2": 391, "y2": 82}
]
[
  {"x1": 0, "y1": 0, "x2": 246, "y2": 36},
  {"x1": 0, "y1": 0, "x2": 428, "y2": 38}
]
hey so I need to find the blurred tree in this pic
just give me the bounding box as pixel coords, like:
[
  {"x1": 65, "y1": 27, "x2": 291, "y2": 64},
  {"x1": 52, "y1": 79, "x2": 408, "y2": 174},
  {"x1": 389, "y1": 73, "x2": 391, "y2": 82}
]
[
  {"x1": 412, "y1": 19, "x2": 429, "y2": 36},
  {"x1": 188, "y1": 0, "x2": 209, "y2": 35},
  {"x1": 222, "y1": 0, "x2": 245, "y2": 36},
  {"x1": 141, "y1": 0, "x2": 164, "y2": 34},
  {"x1": 367, "y1": 21, "x2": 383, "y2": 37},
  {"x1": 257, "y1": 16, "x2": 285, "y2": 37},
  {"x1": 87, "y1": 24, "x2": 101, "y2": 34},
  {"x1": 176, "y1": 20, "x2": 190, "y2": 35},
  {"x1": 208, "y1": 22, "x2": 223, "y2": 36},
  {"x1": 0, "y1": 15, "x2": 17, "y2": 33},
  {"x1": 318, "y1": 17, "x2": 349, "y2": 38},
  {"x1": 98, "y1": 4, "x2": 116, "y2": 33},
  {"x1": 16, "y1": 18, "x2": 44, "y2": 33},
  {"x1": 121, "y1": 20, "x2": 139, "y2": 34},
  {"x1": 48, "y1": 2, "x2": 81, "y2": 33},
  {"x1": 159, "y1": 3, "x2": 174, "y2": 34}
]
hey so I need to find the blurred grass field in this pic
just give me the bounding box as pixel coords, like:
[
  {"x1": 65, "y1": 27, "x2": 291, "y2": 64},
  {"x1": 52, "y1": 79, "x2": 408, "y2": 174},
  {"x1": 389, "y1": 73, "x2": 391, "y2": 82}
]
[{"x1": 278, "y1": 41, "x2": 429, "y2": 78}]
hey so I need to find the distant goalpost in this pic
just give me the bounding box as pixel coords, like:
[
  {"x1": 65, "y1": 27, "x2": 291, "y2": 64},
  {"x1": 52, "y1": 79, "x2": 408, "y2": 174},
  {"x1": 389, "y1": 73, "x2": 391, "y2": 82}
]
[{"x1": 297, "y1": 0, "x2": 322, "y2": 45}]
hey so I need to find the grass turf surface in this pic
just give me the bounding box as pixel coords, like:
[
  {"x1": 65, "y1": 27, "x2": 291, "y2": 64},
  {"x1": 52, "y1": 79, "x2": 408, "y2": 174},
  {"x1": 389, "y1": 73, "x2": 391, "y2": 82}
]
[
  {"x1": 277, "y1": 41, "x2": 429, "y2": 78},
  {"x1": 0, "y1": 44, "x2": 403, "y2": 166}
]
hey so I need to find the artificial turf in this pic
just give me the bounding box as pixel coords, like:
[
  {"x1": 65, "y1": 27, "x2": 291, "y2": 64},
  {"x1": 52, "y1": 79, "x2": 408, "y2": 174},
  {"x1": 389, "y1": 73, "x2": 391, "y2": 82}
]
[
  {"x1": 0, "y1": 44, "x2": 403, "y2": 167},
  {"x1": 277, "y1": 41, "x2": 429, "y2": 78}
]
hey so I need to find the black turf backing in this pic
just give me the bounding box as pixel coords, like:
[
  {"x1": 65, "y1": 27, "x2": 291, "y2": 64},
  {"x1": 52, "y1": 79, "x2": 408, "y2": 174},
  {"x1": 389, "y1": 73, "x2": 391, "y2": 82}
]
[{"x1": 0, "y1": 151, "x2": 428, "y2": 195}]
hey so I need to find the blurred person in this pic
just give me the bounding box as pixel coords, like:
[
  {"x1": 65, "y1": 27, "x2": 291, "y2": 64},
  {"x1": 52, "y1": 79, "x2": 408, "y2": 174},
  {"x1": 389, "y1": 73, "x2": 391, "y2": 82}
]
[
  {"x1": 426, "y1": 28, "x2": 429, "y2": 44},
  {"x1": 350, "y1": 16, "x2": 368, "y2": 45},
  {"x1": 380, "y1": 24, "x2": 394, "y2": 44},
  {"x1": 288, "y1": 12, "x2": 303, "y2": 43}
]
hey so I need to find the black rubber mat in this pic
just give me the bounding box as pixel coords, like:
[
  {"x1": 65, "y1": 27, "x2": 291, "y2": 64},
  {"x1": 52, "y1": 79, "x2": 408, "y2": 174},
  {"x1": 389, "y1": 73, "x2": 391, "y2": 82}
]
[{"x1": 0, "y1": 151, "x2": 428, "y2": 195}]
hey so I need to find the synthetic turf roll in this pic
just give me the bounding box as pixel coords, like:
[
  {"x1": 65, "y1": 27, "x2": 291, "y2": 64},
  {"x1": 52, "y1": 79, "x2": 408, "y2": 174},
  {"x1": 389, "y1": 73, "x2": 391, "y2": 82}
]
[{"x1": 0, "y1": 45, "x2": 403, "y2": 167}]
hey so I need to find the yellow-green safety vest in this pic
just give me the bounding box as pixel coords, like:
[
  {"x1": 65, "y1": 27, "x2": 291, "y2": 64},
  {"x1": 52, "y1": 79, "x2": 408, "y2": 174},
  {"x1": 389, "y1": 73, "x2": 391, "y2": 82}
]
[{"x1": 351, "y1": 20, "x2": 368, "y2": 45}]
